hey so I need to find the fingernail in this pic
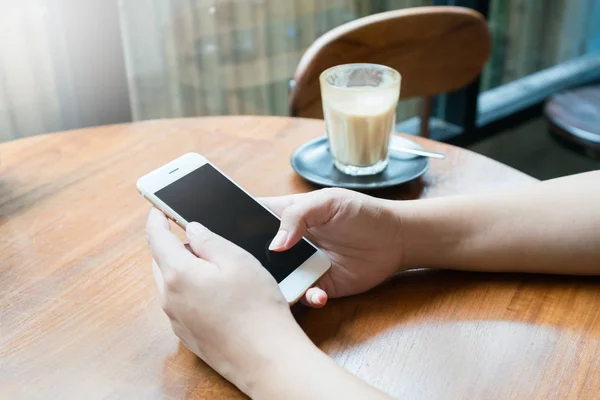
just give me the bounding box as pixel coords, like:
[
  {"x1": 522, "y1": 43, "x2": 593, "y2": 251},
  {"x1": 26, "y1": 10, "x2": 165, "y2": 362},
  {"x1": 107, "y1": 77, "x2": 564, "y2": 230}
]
[
  {"x1": 311, "y1": 293, "x2": 321, "y2": 304},
  {"x1": 268, "y1": 230, "x2": 288, "y2": 250},
  {"x1": 186, "y1": 222, "x2": 205, "y2": 237}
]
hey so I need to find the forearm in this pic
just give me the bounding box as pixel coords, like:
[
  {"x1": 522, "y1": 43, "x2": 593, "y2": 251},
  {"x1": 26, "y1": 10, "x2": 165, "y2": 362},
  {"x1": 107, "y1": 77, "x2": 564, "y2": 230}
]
[
  {"x1": 399, "y1": 171, "x2": 600, "y2": 274},
  {"x1": 245, "y1": 332, "x2": 393, "y2": 400}
]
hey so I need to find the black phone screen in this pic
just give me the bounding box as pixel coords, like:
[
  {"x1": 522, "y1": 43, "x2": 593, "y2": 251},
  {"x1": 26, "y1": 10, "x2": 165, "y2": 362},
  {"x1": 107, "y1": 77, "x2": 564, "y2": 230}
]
[{"x1": 155, "y1": 164, "x2": 316, "y2": 283}]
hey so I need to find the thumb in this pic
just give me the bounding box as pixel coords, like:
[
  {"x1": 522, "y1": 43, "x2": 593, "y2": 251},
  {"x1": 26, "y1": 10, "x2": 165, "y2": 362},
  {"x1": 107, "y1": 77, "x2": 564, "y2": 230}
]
[
  {"x1": 268, "y1": 191, "x2": 339, "y2": 252},
  {"x1": 301, "y1": 286, "x2": 328, "y2": 308}
]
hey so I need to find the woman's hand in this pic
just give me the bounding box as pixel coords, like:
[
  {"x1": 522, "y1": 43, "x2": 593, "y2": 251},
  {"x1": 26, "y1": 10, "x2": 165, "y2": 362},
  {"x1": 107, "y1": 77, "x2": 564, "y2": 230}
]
[
  {"x1": 146, "y1": 208, "x2": 312, "y2": 394},
  {"x1": 262, "y1": 188, "x2": 406, "y2": 308}
]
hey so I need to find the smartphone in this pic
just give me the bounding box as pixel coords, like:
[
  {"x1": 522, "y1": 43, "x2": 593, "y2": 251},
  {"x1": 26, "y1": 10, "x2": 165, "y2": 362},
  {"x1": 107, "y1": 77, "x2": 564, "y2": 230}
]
[{"x1": 137, "y1": 152, "x2": 330, "y2": 303}]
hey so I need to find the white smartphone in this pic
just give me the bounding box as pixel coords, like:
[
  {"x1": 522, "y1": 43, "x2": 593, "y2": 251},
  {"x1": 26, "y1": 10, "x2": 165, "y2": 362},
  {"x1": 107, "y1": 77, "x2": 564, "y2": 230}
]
[{"x1": 137, "y1": 152, "x2": 331, "y2": 303}]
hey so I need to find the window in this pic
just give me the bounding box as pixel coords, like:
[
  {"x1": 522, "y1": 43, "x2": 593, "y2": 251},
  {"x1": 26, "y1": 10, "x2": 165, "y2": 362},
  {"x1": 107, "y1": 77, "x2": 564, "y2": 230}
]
[
  {"x1": 118, "y1": 0, "x2": 432, "y2": 121},
  {"x1": 483, "y1": 0, "x2": 599, "y2": 90},
  {"x1": 1, "y1": 0, "x2": 599, "y2": 144}
]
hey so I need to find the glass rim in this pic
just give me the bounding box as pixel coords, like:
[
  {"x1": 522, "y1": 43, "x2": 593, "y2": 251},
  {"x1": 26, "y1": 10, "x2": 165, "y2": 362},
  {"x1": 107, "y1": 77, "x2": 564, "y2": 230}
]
[{"x1": 319, "y1": 63, "x2": 401, "y2": 90}]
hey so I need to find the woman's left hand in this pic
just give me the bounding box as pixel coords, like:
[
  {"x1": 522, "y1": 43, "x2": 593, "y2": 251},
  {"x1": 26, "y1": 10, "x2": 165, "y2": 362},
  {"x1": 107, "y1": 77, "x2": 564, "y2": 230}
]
[{"x1": 145, "y1": 208, "x2": 310, "y2": 394}]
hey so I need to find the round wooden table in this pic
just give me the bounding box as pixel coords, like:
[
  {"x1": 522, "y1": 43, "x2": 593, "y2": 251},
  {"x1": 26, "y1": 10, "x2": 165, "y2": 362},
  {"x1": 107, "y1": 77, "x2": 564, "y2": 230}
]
[{"x1": 2, "y1": 117, "x2": 599, "y2": 399}]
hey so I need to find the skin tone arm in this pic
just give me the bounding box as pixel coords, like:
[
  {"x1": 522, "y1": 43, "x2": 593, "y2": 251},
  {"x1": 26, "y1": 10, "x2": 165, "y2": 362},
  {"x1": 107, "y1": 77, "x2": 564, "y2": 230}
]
[
  {"x1": 264, "y1": 171, "x2": 600, "y2": 307},
  {"x1": 146, "y1": 171, "x2": 599, "y2": 398},
  {"x1": 399, "y1": 170, "x2": 600, "y2": 275}
]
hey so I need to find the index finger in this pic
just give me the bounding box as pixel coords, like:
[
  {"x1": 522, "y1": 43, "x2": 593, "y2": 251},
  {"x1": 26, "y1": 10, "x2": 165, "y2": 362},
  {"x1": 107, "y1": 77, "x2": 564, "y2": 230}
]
[{"x1": 146, "y1": 208, "x2": 197, "y2": 272}]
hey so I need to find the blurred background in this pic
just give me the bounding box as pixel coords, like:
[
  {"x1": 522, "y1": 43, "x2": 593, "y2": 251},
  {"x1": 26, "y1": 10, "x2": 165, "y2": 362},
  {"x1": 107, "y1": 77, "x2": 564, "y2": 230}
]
[{"x1": 1, "y1": 0, "x2": 600, "y2": 178}]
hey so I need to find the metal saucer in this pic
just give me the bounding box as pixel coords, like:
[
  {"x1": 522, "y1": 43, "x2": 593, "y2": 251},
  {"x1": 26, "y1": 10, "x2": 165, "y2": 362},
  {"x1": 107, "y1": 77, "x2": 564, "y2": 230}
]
[{"x1": 291, "y1": 135, "x2": 429, "y2": 190}]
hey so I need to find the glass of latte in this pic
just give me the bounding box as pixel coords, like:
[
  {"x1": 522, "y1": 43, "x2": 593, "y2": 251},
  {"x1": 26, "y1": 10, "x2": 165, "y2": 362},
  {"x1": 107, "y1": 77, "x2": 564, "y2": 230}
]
[{"x1": 320, "y1": 64, "x2": 401, "y2": 176}]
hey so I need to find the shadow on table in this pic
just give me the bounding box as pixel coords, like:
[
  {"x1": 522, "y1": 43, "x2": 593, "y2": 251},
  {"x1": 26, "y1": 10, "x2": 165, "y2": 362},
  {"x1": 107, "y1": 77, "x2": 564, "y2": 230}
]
[
  {"x1": 293, "y1": 269, "x2": 600, "y2": 351},
  {"x1": 358, "y1": 177, "x2": 426, "y2": 200},
  {"x1": 297, "y1": 176, "x2": 426, "y2": 200}
]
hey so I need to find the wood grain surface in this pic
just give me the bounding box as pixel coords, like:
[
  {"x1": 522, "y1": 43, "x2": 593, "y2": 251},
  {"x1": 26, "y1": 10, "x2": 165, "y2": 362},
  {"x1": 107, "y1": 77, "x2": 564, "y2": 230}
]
[
  {"x1": 290, "y1": 6, "x2": 491, "y2": 119},
  {"x1": 1, "y1": 117, "x2": 598, "y2": 400}
]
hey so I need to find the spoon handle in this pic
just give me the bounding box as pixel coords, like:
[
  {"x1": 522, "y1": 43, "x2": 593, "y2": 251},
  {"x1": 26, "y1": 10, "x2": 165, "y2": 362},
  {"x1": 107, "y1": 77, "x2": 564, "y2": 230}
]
[{"x1": 390, "y1": 146, "x2": 446, "y2": 159}]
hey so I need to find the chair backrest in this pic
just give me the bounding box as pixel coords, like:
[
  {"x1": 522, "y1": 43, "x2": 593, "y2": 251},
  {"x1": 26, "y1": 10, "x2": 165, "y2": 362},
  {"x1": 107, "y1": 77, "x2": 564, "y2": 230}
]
[{"x1": 289, "y1": 6, "x2": 491, "y2": 121}]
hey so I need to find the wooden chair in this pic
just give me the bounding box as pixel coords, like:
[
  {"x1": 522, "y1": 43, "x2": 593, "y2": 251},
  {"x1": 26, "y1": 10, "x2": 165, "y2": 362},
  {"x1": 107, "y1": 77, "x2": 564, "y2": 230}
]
[{"x1": 289, "y1": 6, "x2": 491, "y2": 137}]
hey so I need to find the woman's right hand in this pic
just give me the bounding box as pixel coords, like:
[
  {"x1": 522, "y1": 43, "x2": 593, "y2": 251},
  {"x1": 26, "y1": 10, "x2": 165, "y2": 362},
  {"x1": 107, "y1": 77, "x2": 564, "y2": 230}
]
[{"x1": 261, "y1": 188, "x2": 408, "y2": 308}]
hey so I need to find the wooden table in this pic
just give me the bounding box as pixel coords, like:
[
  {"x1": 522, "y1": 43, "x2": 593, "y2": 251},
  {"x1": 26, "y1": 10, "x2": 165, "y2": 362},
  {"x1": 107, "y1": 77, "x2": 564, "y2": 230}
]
[{"x1": 1, "y1": 116, "x2": 598, "y2": 399}]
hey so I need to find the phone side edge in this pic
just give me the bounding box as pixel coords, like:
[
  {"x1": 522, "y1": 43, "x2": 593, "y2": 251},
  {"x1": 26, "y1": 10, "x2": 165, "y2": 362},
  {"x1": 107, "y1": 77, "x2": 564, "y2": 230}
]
[
  {"x1": 142, "y1": 192, "x2": 189, "y2": 230},
  {"x1": 279, "y1": 250, "x2": 331, "y2": 304}
]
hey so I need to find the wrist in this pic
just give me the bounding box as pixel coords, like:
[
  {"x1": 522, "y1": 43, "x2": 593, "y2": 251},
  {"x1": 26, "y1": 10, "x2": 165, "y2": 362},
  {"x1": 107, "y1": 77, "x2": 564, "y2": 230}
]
[
  {"x1": 390, "y1": 198, "x2": 466, "y2": 269},
  {"x1": 243, "y1": 328, "x2": 324, "y2": 398},
  {"x1": 226, "y1": 313, "x2": 318, "y2": 397},
  {"x1": 246, "y1": 329, "x2": 394, "y2": 400}
]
